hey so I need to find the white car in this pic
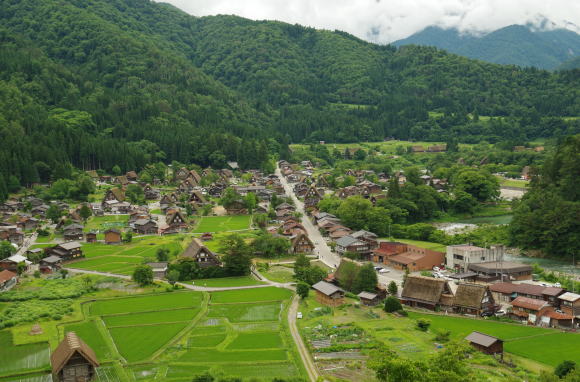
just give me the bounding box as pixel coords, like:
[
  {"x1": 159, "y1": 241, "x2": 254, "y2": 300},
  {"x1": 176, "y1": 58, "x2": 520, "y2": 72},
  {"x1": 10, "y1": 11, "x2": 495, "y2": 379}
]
[
  {"x1": 379, "y1": 268, "x2": 390, "y2": 274},
  {"x1": 554, "y1": 282, "x2": 562, "y2": 288},
  {"x1": 433, "y1": 266, "x2": 440, "y2": 272},
  {"x1": 495, "y1": 310, "x2": 506, "y2": 317},
  {"x1": 296, "y1": 312, "x2": 303, "y2": 319}
]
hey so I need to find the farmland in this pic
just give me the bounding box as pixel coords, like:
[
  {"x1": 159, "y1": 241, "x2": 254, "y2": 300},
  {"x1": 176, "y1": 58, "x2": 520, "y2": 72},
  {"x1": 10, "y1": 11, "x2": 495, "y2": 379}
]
[
  {"x1": 190, "y1": 276, "x2": 265, "y2": 288},
  {"x1": 0, "y1": 332, "x2": 50, "y2": 377},
  {"x1": 193, "y1": 215, "x2": 252, "y2": 233}
]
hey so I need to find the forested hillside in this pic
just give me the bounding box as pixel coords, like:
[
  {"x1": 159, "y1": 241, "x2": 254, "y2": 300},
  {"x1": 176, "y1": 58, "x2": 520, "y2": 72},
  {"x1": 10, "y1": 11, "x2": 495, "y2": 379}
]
[{"x1": 0, "y1": 0, "x2": 579, "y2": 188}]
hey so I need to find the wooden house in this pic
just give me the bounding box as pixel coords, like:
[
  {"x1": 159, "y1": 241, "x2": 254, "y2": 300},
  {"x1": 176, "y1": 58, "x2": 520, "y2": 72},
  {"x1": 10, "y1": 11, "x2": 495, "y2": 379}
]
[
  {"x1": 175, "y1": 167, "x2": 190, "y2": 181},
  {"x1": 358, "y1": 291, "x2": 382, "y2": 306},
  {"x1": 290, "y1": 233, "x2": 314, "y2": 254},
  {"x1": 201, "y1": 233, "x2": 213, "y2": 241},
  {"x1": 166, "y1": 210, "x2": 187, "y2": 231},
  {"x1": 181, "y1": 238, "x2": 221, "y2": 268},
  {"x1": 146, "y1": 262, "x2": 168, "y2": 278},
  {"x1": 45, "y1": 242, "x2": 83, "y2": 261},
  {"x1": 103, "y1": 188, "x2": 125, "y2": 203},
  {"x1": 133, "y1": 219, "x2": 158, "y2": 235},
  {"x1": 510, "y1": 296, "x2": 553, "y2": 324},
  {"x1": 465, "y1": 332, "x2": 503, "y2": 356},
  {"x1": 189, "y1": 191, "x2": 207, "y2": 205},
  {"x1": 559, "y1": 292, "x2": 580, "y2": 318},
  {"x1": 86, "y1": 232, "x2": 97, "y2": 243},
  {"x1": 63, "y1": 224, "x2": 84, "y2": 241},
  {"x1": 125, "y1": 171, "x2": 138, "y2": 182},
  {"x1": 400, "y1": 275, "x2": 454, "y2": 311},
  {"x1": 312, "y1": 281, "x2": 345, "y2": 307},
  {"x1": 51, "y1": 332, "x2": 99, "y2": 382},
  {"x1": 39, "y1": 255, "x2": 63, "y2": 274},
  {"x1": 453, "y1": 283, "x2": 496, "y2": 316},
  {"x1": 225, "y1": 200, "x2": 248, "y2": 215},
  {"x1": 104, "y1": 229, "x2": 122, "y2": 245}
]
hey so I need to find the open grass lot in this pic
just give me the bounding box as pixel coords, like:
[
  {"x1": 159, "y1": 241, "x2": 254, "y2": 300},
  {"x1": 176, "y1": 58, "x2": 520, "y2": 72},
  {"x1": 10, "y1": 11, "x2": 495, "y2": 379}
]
[
  {"x1": 178, "y1": 348, "x2": 287, "y2": 363},
  {"x1": 0, "y1": 331, "x2": 50, "y2": 376},
  {"x1": 500, "y1": 178, "x2": 530, "y2": 188},
  {"x1": 210, "y1": 286, "x2": 292, "y2": 303},
  {"x1": 193, "y1": 215, "x2": 252, "y2": 233},
  {"x1": 110, "y1": 322, "x2": 188, "y2": 362},
  {"x1": 62, "y1": 321, "x2": 113, "y2": 360},
  {"x1": 226, "y1": 331, "x2": 283, "y2": 349},
  {"x1": 83, "y1": 215, "x2": 129, "y2": 232},
  {"x1": 505, "y1": 332, "x2": 580, "y2": 367},
  {"x1": 103, "y1": 308, "x2": 198, "y2": 327},
  {"x1": 90, "y1": 292, "x2": 202, "y2": 316},
  {"x1": 191, "y1": 276, "x2": 265, "y2": 288},
  {"x1": 208, "y1": 302, "x2": 282, "y2": 322},
  {"x1": 381, "y1": 238, "x2": 446, "y2": 253},
  {"x1": 261, "y1": 265, "x2": 295, "y2": 283}
]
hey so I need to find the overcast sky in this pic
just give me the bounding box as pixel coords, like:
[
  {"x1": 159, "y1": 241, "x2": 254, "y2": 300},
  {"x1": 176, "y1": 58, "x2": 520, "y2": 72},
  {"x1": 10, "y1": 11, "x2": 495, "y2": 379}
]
[{"x1": 162, "y1": 0, "x2": 580, "y2": 43}]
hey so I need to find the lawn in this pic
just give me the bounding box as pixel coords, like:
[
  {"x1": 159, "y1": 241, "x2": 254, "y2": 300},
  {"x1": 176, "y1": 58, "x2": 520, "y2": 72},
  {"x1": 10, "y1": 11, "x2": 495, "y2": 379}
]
[
  {"x1": 109, "y1": 322, "x2": 188, "y2": 362},
  {"x1": 84, "y1": 215, "x2": 129, "y2": 232},
  {"x1": 0, "y1": 331, "x2": 50, "y2": 376},
  {"x1": 210, "y1": 287, "x2": 292, "y2": 304},
  {"x1": 227, "y1": 332, "x2": 283, "y2": 349},
  {"x1": 380, "y1": 238, "x2": 446, "y2": 253},
  {"x1": 63, "y1": 321, "x2": 113, "y2": 360},
  {"x1": 193, "y1": 215, "x2": 252, "y2": 233},
  {"x1": 102, "y1": 308, "x2": 199, "y2": 327},
  {"x1": 178, "y1": 348, "x2": 287, "y2": 363},
  {"x1": 90, "y1": 292, "x2": 202, "y2": 316},
  {"x1": 261, "y1": 265, "x2": 295, "y2": 283},
  {"x1": 505, "y1": 332, "x2": 580, "y2": 367},
  {"x1": 500, "y1": 178, "x2": 529, "y2": 188},
  {"x1": 208, "y1": 302, "x2": 282, "y2": 322},
  {"x1": 191, "y1": 277, "x2": 265, "y2": 288}
]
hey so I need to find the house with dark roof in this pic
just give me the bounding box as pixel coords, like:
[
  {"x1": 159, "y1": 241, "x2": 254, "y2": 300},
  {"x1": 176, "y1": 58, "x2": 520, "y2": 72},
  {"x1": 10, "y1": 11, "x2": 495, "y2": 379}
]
[
  {"x1": 182, "y1": 238, "x2": 221, "y2": 268},
  {"x1": 45, "y1": 242, "x2": 83, "y2": 261},
  {"x1": 40, "y1": 255, "x2": 63, "y2": 274},
  {"x1": 453, "y1": 283, "x2": 496, "y2": 316},
  {"x1": 400, "y1": 275, "x2": 454, "y2": 311},
  {"x1": 312, "y1": 281, "x2": 345, "y2": 307},
  {"x1": 465, "y1": 331, "x2": 503, "y2": 356},
  {"x1": 51, "y1": 332, "x2": 99, "y2": 382},
  {"x1": 133, "y1": 219, "x2": 158, "y2": 235},
  {"x1": 468, "y1": 261, "x2": 533, "y2": 281},
  {"x1": 290, "y1": 233, "x2": 314, "y2": 254},
  {"x1": 63, "y1": 224, "x2": 84, "y2": 241}
]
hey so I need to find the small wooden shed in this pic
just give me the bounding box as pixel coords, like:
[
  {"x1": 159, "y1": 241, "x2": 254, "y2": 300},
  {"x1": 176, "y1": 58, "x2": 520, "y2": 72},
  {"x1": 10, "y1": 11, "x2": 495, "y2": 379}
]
[
  {"x1": 465, "y1": 331, "x2": 503, "y2": 357},
  {"x1": 312, "y1": 281, "x2": 345, "y2": 307},
  {"x1": 51, "y1": 332, "x2": 99, "y2": 382},
  {"x1": 104, "y1": 229, "x2": 122, "y2": 245},
  {"x1": 358, "y1": 291, "x2": 381, "y2": 306}
]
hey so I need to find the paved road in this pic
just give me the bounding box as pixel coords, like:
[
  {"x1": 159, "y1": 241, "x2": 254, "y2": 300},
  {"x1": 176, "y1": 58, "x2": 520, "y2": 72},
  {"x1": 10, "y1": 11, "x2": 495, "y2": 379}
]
[
  {"x1": 16, "y1": 231, "x2": 38, "y2": 255},
  {"x1": 276, "y1": 166, "x2": 341, "y2": 269},
  {"x1": 276, "y1": 164, "x2": 404, "y2": 287}
]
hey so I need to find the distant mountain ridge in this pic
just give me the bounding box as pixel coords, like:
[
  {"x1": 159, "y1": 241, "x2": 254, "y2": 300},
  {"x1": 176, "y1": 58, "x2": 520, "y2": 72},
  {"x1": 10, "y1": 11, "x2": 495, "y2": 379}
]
[{"x1": 393, "y1": 24, "x2": 580, "y2": 70}]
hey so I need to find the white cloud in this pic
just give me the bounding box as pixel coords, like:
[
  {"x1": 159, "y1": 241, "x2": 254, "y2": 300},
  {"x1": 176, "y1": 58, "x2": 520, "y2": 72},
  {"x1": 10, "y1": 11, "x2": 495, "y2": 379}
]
[{"x1": 161, "y1": 0, "x2": 580, "y2": 42}]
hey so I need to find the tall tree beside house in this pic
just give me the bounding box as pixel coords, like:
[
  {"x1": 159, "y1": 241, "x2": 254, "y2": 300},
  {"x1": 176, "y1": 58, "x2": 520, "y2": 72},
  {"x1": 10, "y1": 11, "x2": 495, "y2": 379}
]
[
  {"x1": 294, "y1": 253, "x2": 311, "y2": 282},
  {"x1": 353, "y1": 263, "x2": 378, "y2": 294},
  {"x1": 387, "y1": 281, "x2": 398, "y2": 296},
  {"x1": 126, "y1": 184, "x2": 145, "y2": 205},
  {"x1": 0, "y1": 241, "x2": 15, "y2": 260},
  {"x1": 296, "y1": 282, "x2": 310, "y2": 299},
  {"x1": 46, "y1": 205, "x2": 62, "y2": 224},
  {"x1": 79, "y1": 205, "x2": 92, "y2": 221},
  {"x1": 219, "y1": 234, "x2": 252, "y2": 276},
  {"x1": 0, "y1": 173, "x2": 7, "y2": 203},
  {"x1": 133, "y1": 265, "x2": 154, "y2": 286}
]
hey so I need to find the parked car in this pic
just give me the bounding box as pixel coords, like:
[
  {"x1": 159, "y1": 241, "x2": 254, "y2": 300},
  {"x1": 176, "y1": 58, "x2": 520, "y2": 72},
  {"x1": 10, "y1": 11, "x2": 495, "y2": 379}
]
[
  {"x1": 379, "y1": 268, "x2": 390, "y2": 274},
  {"x1": 481, "y1": 311, "x2": 494, "y2": 317},
  {"x1": 296, "y1": 312, "x2": 303, "y2": 319},
  {"x1": 374, "y1": 266, "x2": 383, "y2": 271},
  {"x1": 554, "y1": 282, "x2": 562, "y2": 288},
  {"x1": 495, "y1": 310, "x2": 506, "y2": 317},
  {"x1": 433, "y1": 266, "x2": 440, "y2": 272}
]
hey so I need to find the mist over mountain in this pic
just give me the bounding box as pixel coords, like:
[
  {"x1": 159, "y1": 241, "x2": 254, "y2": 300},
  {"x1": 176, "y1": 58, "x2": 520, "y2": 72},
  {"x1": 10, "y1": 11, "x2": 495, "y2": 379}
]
[{"x1": 393, "y1": 24, "x2": 580, "y2": 70}]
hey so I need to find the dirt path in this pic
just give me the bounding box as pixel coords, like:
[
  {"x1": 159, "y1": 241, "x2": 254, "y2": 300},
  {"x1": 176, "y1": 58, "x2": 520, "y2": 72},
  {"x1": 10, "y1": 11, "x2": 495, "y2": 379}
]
[{"x1": 288, "y1": 295, "x2": 321, "y2": 382}]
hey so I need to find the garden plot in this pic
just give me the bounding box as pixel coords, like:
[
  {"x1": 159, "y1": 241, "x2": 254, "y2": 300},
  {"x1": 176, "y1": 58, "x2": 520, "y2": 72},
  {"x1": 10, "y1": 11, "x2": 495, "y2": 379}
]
[
  {"x1": 131, "y1": 366, "x2": 159, "y2": 381},
  {"x1": 164, "y1": 365, "x2": 210, "y2": 379},
  {"x1": 63, "y1": 321, "x2": 113, "y2": 360},
  {"x1": 178, "y1": 348, "x2": 288, "y2": 363},
  {"x1": 207, "y1": 302, "x2": 282, "y2": 322},
  {"x1": 93, "y1": 366, "x2": 122, "y2": 382},
  {"x1": 102, "y1": 308, "x2": 198, "y2": 327},
  {"x1": 109, "y1": 322, "x2": 188, "y2": 362},
  {"x1": 90, "y1": 292, "x2": 201, "y2": 316}
]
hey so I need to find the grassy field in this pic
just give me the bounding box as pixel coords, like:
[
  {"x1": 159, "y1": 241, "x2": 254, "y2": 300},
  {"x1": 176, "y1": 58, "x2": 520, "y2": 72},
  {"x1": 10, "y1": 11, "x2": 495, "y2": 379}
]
[
  {"x1": 226, "y1": 332, "x2": 283, "y2": 349},
  {"x1": 261, "y1": 265, "x2": 295, "y2": 283},
  {"x1": 84, "y1": 215, "x2": 129, "y2": 232},
  {"x1": 90, "y1": 292, "x2": 201, "y2": 316},
  {"x1": 62, "y1": 321, "x2": 113, "y2": 360},
  {"x1": 191, "y1": 277, "x2": 265, "y2": 288},
  {"x1": 500, "y1": 178, "x2": 530, "y2": 188},
  {"x1": 70, "y1": 235, "x2": 186, "y2": 275},
  {"x1": 380, "y1": 238, "x2": 447, "y2": 253},
  {"x1": 110, "y1": 322, "x2": 188, "y2": 362},
  {"x1": 0, "y1": 331, "x2": 50, "y2": 376},
  {"x1": 208, "y1": 302, "x2": 282, "y2": 322},
  {"x1": 102, "y1": 308, "x2": 198, "y2": 327},
  {"x1": 193, "y1": 215, "x2": 252, "y2": 233},
  {"x1": 210, "y1": 287, "x2": 292, "y2": 303}
]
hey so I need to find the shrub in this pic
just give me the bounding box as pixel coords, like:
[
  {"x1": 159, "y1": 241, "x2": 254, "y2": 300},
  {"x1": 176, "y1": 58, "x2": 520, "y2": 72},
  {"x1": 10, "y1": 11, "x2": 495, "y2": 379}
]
[
  {"x1": 296, "y1": 282, "x2": 310, "y2": 299},
  {"x1": 416, "y1": 318, "x2": 431, "y2": 331},
  {"x1": 384, "y1": 296, "x2": 402, "y2": 313},
  {"x1": 555, "y1": 360, "x2": 576, "y2": 378},
  {"x1": 433, "y1": 329, "x2": 451, "y2": 342},
  {"x1": 396, "y1": 309, "x2": 408, "y2": 317}
]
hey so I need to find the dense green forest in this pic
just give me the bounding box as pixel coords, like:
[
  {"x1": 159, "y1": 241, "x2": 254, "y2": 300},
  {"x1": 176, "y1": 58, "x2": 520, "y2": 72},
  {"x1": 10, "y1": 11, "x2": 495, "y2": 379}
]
[{"x1": 0, "y1": 0, "x2": 578, "y2": 188}]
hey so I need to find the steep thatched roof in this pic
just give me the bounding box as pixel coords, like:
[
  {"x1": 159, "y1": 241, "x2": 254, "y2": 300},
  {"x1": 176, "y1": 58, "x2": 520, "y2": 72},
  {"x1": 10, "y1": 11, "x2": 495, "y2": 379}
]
[
  {"x1": 453, "y1": 283, "x2": 488, "y2": 309},
  {"x1": 51, "y1": 332, "x2": 99, "y2": 375},
  {"x1": 401, "y1": 275, "x2": 452, "y2": 304}
]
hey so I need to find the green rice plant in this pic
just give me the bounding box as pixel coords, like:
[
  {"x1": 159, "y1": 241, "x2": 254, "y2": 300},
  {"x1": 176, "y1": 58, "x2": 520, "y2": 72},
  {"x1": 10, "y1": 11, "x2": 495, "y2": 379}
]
[
  {"x1": 207, "y1": 302, "x2": 281, "y2": 322},
  {"x1": 210, "y1": 287, "x2": 291, "y2": 304},
  {"x1": 165, "y1": 365, "x2": 210, "y2": 378},
  {"x1": 90, "y1": 292, "x2": 201, "y2": 316},
  {"x1": 0, "y1": 331, "x2": 50, "y2": 375},
  {"x1": 189, "y1": 326, "x2": 227, "y2": 336},
  {"x1": 178, "y1": 348, "x2": 287, "y2": 363},
  {"x1": 109, "y1": 322, "x2": 188, "y2": 362},
  {"x1": 193, "y1": 215, "x2": 251, "y2": 233},
  {"x1": 218, "y1": 363, "x2": 298, "y2": 378},
  {"x1": 226, "y1": 332, "x2": 283, "y2": 349},
  {"x1": 63, "y1": 321, "x2": 113, "y2": 360},
  {"x1": 187, "y1": 334, "x2": 227, "y2": 347},
  {"x1": 103, "y1": 308, "x2": 198, "y2": 327}
]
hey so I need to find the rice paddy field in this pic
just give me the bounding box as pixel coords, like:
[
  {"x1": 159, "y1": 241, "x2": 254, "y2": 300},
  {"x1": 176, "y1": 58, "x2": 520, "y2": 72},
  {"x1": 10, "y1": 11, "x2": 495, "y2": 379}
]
[
  {"x1": 0, "y1": 332, "x2": 50, "y2": 377},
  {"x1": 192, "y1": 215, "x2": 252, "y2": 233},
  {"x1": 190, "y1": 276, "x2": 265, "y2": 288},
  {"x1": 68, "y1": 235, "x2": 187, "y2": 275}
]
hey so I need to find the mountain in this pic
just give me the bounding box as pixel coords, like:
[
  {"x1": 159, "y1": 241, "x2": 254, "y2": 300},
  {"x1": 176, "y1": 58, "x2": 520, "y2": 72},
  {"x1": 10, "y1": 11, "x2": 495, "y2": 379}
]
[
  {"x1": 393, "y1": 24, "x2": 580, "y2": 70},
  {"x1": 0, "y1": 0, "x2": 578, "y2": 191}
]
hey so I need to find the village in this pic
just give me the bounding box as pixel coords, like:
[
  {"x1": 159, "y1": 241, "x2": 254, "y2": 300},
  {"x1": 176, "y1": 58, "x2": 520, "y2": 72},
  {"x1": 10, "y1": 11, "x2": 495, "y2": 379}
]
[{"x1": 0, "y1": 152, "x2": 578, "y2": 382}]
